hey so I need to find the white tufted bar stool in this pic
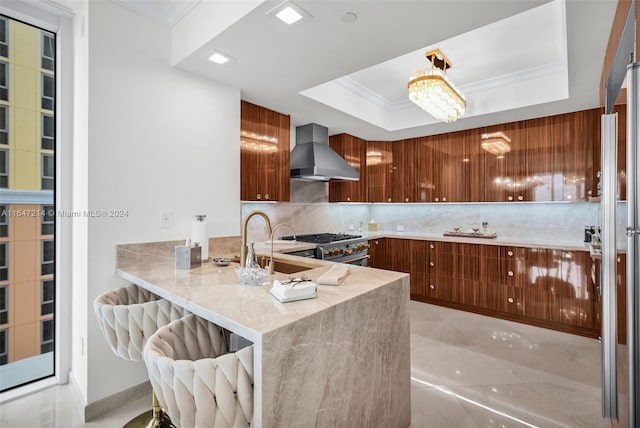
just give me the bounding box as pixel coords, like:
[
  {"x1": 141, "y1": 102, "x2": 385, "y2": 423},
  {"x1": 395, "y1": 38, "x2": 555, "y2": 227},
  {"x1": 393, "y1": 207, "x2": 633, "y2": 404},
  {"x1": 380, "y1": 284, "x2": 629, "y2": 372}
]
[
  {"x1": 144, "y1": 314, "x2": 254, "y2": 428},
  {"x1": 94, "y1": 283, "x2": 189, "y2": 428}
]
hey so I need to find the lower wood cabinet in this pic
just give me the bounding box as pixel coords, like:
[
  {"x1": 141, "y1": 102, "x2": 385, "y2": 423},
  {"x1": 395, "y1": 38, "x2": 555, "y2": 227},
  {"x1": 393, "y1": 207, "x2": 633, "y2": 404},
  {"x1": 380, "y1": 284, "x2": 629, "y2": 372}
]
[{"x1": 369, "y1": 238, "x2": 604, "y2": 339}]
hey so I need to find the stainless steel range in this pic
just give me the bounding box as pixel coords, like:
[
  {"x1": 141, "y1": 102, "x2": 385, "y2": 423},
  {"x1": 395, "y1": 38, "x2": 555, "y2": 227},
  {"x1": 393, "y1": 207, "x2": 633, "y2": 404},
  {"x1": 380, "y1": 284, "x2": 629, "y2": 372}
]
[{"x1": 280, "y1": 233, "x2": 369, "y2": 266}]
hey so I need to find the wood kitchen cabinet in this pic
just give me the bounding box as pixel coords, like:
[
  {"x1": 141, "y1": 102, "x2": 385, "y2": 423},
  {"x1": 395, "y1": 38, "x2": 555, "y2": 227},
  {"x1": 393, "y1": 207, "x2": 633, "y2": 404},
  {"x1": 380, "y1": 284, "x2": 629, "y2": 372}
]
[
  {"x1": 367, "y1": 238, "x2": 386, "y2": 269},
  {"x1": 482, "y1": 121, "x2": 532, "y2": 202},
  {"x1": 366, "y1": 141, "x2": 393, "y2": 203},
  {"x1": 390, "y1": 139, "x2": 417, "y2": 203},
  {"x1": 415, "y1": 137, "x2": 434, "y2": 202},
  {"x1": 416, "y1": 128, "x2": 484, "y2": 203},
  {"x1": 419, "y1": 134, "x2": 465, "y2": 203},
  {"x1": 557, "y1": 110, "x2": 597, "y2": 201},
  {"x1": 240, "y1": 101, "x2": 290, "y2": 202},
  {"x1": 369, "y1": 238, "x2": 424, "y2": 297},
  {"x1": 366, "y1": 107, "x2": 608, "y2": 203},
  {"x1": 370, "y1": 237, "x2": 601, "y2": 338},
  {"x1": 482, "y1": 110, "x2": 597, "y2": 202},
  {"x1": 366, "y1": 140, "x2": 416, "y2": 203},
  {"x1": 328, "y1": 134, "x2": 367, "y2": 202},
  {"x1": 358, "y1": 107, "x2": 603, "y2": 204},
  {"x1": 485, "y1": 118, "x2": 529, "y2": 202}
]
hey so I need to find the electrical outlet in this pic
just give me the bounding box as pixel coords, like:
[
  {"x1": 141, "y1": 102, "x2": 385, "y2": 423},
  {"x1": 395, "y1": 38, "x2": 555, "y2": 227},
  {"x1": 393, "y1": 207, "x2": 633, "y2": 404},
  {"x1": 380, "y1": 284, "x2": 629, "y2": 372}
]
[
  {"x1": 160, "y1": 211, "x2": 173, "y2": 228},
  {"x1": 396, "y1": 225, "x2": 405, "y2": 232}
]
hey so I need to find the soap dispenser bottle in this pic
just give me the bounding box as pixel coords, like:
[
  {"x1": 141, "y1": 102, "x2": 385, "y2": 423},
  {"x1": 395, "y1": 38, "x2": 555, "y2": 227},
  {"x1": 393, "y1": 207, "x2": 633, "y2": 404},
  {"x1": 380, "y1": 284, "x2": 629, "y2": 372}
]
[{"x1": 245, "y1": 242, "x2": 258, "y2": 268}]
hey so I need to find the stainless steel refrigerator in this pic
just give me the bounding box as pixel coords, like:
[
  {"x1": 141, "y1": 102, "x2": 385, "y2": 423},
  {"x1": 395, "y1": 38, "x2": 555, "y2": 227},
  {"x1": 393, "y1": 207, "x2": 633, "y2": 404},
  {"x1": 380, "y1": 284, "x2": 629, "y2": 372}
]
[{"x1": 602, "y1": 4, "x2": 638, "y2": 424}]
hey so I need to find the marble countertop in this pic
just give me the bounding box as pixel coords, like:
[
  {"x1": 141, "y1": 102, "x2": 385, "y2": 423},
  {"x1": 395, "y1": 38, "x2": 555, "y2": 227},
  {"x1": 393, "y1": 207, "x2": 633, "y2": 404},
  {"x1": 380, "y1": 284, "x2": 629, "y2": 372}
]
[
  {"x1": 250, "y1": 231, "x2": 592, "y2": 252},
  {"x1": 363, "y1": 230, "x2": 590, "y2": 251},
  {"x1": 248, "y1": 231, "x2": 590, "y2": 253},
  {"x1": 116, "y1": 251, "x2": 408, "y2": 343}
]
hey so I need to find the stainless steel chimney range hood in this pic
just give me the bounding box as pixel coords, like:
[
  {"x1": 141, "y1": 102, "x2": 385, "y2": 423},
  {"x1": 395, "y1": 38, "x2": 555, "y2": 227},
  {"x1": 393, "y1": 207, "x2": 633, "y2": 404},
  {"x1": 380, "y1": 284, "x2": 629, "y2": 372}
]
[{"x1": 290, "y1": 123, "x2": 359, "y2": 182}]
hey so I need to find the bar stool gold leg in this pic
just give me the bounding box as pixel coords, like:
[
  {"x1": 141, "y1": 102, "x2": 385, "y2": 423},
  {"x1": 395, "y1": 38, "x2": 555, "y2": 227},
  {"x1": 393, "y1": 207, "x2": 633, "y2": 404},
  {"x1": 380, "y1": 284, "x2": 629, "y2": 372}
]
[
  {"x1": 122, "y1": 391, "x2": 175, "y2": 428},
  {"x1": 146, "y1": 391, "x2": 175, "y2": 428}
]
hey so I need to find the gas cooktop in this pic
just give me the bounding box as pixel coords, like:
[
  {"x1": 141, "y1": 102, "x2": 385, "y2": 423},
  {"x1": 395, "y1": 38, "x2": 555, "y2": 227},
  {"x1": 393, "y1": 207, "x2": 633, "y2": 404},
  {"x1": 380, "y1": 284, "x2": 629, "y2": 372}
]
[{"x1": 280, "y1": 233, "x2": 362, "y2": 245}]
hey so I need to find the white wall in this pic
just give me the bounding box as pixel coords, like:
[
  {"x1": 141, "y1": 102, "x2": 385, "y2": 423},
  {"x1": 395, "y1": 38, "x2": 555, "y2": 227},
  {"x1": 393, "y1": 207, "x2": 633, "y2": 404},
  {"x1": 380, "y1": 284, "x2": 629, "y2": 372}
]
[
  {"x1": 71, "y1": 0, "x2": 89, "y2": 402},
  {"x1": 73, "y1": 0, "x2": 241, "y2": 406},
  {"x1": 170, "y1": 0, "x2": 264, "y2": 65}
]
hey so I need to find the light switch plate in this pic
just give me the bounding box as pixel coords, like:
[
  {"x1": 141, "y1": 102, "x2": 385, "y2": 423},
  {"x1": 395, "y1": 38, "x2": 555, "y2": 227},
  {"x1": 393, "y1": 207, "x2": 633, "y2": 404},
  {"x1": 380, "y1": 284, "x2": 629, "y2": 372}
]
[{"x1": 396, "y1": 225, "x2": 404, "y2": 232}]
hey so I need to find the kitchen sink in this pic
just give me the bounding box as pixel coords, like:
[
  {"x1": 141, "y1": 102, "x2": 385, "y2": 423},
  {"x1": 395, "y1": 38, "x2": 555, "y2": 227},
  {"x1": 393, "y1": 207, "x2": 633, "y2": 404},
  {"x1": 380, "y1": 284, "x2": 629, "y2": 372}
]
[{"x1": 258, "y1": 257, "x2": 316, "y2": 274}]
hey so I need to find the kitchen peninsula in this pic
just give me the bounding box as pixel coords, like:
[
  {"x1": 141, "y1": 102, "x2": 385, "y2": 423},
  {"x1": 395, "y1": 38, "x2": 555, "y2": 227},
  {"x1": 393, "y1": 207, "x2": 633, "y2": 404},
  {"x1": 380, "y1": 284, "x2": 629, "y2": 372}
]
[{"x1": 116, "y1": 243, "x2": 411, "y2": 428}]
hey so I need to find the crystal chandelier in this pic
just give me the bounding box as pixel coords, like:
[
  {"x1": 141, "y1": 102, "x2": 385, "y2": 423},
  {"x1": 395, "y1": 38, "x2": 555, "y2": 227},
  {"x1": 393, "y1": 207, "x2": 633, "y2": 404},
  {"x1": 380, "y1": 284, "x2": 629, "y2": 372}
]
[
  {"x1": 408, "y1": 49, "x2": 466, "y2": 123},
  {"x1": 481, "y1": 131, "x2": 511, "y2": 156}
]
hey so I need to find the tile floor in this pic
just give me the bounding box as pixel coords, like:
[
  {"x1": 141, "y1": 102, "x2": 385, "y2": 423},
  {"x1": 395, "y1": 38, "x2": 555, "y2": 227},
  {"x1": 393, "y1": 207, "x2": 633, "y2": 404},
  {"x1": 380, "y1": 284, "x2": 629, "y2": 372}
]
[
  {"x1": 409, "y1": 301, "x2": 615, "y2": 428},
  {"x1": 0, "y1": 301, "x2": 617, "y2": 427}
]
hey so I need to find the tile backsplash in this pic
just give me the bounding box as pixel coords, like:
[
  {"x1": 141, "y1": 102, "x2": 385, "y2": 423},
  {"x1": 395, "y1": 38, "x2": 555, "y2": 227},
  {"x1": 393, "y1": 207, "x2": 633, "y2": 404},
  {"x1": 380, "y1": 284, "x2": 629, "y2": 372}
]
[
  {"x1": 242, "y1": 200, "x2": 604, "y2": 247},
  {"x1": 240, "y1": 180, "x2": 631, "y2": 249}
]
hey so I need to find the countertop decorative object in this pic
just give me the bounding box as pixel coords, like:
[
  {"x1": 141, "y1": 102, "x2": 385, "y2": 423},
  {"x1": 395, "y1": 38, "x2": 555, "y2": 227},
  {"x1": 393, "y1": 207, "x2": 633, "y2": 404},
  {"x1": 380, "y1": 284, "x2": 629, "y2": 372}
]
[
  {"x1": 443, "y1": 230, "x2": 498, "y2": 239},
  {"x1": 116, "y1": 249, "x2": 410, "y2": 428},
  {"x1": 212, "y1": 257, "x2": 231, "y2": 266}
]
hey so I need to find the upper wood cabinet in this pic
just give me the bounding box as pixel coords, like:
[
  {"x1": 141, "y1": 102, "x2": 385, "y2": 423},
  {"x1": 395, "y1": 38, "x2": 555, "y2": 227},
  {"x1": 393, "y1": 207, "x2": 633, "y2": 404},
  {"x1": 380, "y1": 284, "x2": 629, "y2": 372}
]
[
  {"x1": 328, "y1": 134, "x2": 367, "y2": 202},
  {"x1": 362, "y1": 107, "x2": 604, "y2": 203},
  {"x1": 240, "y1": 101, "x2": 290, "y2": 202},
  {"x1": 481, "y1": 109, "x2": 599, "y2": 202},
  {"x1": 366, "y1": 140, "x2": 417, "y2": 203},
  {"x1": 366, "y1": 141, "x2": 393, "y2": 203}
]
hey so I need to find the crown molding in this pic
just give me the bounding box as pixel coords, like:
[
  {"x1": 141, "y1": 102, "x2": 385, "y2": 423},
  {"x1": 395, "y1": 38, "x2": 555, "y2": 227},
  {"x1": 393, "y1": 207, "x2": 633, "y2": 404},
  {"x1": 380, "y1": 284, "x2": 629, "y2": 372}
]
[{"x1": 111, "y1": 0, "x2": 200, "y2": 27}]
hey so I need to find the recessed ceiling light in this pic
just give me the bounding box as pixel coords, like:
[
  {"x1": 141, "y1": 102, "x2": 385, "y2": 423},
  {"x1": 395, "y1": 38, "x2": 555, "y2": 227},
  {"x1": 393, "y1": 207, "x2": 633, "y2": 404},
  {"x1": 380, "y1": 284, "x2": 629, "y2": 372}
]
[
  {"x1": 268, "y1": 1, "x2": 311, "y2": 26},
  {"x1": 276, "y1": 7, "x2": 303, "y2": 25},
  {"x1": 208, "y1": 52, "x2": 231, "y2": 64}
]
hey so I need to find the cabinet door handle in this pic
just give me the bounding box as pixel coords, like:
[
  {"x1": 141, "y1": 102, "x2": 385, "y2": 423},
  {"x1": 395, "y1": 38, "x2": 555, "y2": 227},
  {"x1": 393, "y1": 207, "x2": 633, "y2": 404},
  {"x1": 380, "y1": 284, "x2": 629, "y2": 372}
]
[
  {"x1": 430, "y1": 284, "x2": 435, "y2": 290},
  {"x1": 508, "y1": 297, "x2": 514, "y2": 303},
  {"x1": 565, "y1": 252, "x2": 573, "y2": 259},
  {"x1": 388, "y1": 197, "x2": 392, "y2": 202},
  {"x1": 405, "y1": 197, "x2": 409, "y2": 202},
  {"x1": 518, "y1": 195, "x2": 524, "y2": 201},
  {"x1": 257, "y1": 193, "x2": 262, "y2": 200},
  {"x1": 442, "y1": 197, "x2": 447, "y2": 202},
  {"x1": 429, "y1": 261, "x2": 435, "y2": 267},
  {"x1": 346, "y1": 197, "x2": 351, "y2": 202},
  {"x1": 435, "y1": 197, "x2": 439, "y2": 202},
  {"x1": 508, "y1": 270, "x2": 514, "y2": 277},
  {"x1": 507, "y1": 250, "x2": 513, "y2": 257},
  {"x1": 430, "y1": 244, "x2": 435, "y2": 249},
  {"x1": 265, "y1": 193, "x2": 270, "y2": 200},
  {"x1": 507, "y1": 195, "x2": 513, "y2": 201}
]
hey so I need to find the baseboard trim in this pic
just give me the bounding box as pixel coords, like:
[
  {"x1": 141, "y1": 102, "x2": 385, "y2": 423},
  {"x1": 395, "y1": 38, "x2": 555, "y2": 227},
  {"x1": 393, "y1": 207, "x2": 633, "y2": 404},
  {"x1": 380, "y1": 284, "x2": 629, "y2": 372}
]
[
  {"x1": 0, "y1": 376, "x2": 57, "y2": 405},
  {"x1": 84, "y1": 380, "x2": 151, "y2": 422}
]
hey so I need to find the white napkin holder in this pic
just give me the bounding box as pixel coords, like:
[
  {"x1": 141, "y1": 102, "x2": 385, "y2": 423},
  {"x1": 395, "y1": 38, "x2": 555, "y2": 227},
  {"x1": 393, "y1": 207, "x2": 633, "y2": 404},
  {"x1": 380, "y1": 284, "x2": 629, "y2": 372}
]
[{"x1": 270, "y1": 279, "x2": 317, "y2": 303}]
